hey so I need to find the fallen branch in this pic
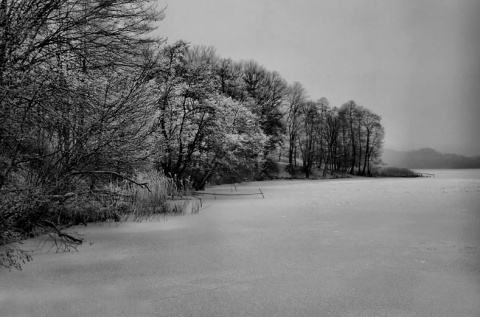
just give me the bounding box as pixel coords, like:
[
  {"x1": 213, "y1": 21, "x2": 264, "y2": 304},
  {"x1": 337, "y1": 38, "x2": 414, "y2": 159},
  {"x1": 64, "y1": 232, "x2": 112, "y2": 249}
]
[
  {"x1": 192, "y1": 189, "x2": 265, "y2": 199},
  {"x1": 38, "y1": 220, "x2": 84, "y2": 244},
  {"x1": 69, "y1": 170, "x2": 151, "y2": 192}
]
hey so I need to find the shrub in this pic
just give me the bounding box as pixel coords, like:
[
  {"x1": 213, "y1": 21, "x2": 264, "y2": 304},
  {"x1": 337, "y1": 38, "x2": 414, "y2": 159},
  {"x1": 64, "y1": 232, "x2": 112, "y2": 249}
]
[{"x1": 0, "y1": 170, "x2": 200, "y2": 270}]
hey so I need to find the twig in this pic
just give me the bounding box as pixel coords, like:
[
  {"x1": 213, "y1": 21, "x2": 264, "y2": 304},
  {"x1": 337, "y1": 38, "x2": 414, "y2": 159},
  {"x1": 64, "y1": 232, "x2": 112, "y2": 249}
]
[{"x1": 259, "y1": 188, "x2": 264, "y2": 199}]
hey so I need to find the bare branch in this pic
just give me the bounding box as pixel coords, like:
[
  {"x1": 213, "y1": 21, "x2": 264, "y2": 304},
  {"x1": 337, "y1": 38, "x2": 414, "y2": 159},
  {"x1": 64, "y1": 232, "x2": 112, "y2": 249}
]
[
  {"x1": 38, "y1": 220, "x2": 84, "y2": 245},
  {"x1": 69, "y1": 170, "x2": 151, "y2": 191}
]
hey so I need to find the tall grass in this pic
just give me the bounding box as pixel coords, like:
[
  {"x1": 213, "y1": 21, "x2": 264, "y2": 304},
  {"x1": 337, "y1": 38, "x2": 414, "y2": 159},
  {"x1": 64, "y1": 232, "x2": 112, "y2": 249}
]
[{"x1": 108, "y1": 171, "x2": 201, "y2": 221}]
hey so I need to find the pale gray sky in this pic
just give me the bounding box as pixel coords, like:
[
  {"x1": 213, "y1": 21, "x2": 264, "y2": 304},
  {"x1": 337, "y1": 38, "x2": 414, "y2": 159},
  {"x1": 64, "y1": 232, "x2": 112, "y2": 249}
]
[{"x1": 154, "y1": 0, "x2": 480, "y2": 156}]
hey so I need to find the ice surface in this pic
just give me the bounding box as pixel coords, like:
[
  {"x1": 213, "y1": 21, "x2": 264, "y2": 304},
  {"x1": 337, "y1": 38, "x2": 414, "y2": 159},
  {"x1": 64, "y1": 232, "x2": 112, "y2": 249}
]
[{"x1": 1, "y1": 172, "x2": 479, "y2": 316}]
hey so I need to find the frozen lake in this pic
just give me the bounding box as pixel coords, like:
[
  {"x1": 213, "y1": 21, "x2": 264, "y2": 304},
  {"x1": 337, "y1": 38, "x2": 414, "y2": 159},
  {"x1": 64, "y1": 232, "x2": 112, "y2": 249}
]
[{"x1": 1, "y1": 170, "x2": 479, "y2": 316}]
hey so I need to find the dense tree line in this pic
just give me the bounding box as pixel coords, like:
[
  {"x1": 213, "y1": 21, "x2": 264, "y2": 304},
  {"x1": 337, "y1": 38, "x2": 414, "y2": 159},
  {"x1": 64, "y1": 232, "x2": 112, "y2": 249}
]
[
  {"x1": 0, "y1": 0, "x2": 384, "y2": 269},
  {"x1": 152, "y1": 44, "x2": 385, "y2": 183},
  {"x1": 284, "y1": 93, "x2": 384, "y2": 178}
]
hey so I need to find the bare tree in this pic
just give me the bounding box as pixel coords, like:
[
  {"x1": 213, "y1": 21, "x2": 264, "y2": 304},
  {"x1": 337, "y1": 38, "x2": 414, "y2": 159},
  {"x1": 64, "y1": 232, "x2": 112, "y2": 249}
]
[
  {"x1": 286, "y1": 82, "x2": 307, "y2": 172},
  {"x1": 339, "y1": 100, "x2": 358, "y2": 174},
  {"x1": 299, "y1": 101, "x2": 319, "y2": 178}
]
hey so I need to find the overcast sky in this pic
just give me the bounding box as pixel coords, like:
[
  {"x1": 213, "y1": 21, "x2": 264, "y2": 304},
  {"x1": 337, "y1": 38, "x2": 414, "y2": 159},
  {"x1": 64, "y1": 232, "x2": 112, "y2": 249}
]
[{"x1": 154, "y1": 0, "x2": 480, "y2": 156}]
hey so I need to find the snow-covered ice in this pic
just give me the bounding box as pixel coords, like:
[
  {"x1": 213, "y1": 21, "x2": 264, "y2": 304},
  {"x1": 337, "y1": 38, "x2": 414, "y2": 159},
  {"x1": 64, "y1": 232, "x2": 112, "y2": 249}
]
[{"x1": 1, "y1": 171, "x2": 479, "y2": 316}]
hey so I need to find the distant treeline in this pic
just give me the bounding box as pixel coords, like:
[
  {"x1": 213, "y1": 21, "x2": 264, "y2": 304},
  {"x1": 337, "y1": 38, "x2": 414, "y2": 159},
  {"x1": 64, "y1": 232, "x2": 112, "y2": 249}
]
[{"x1": 383, "y1": 148, "x2": 480, "y2": 169}]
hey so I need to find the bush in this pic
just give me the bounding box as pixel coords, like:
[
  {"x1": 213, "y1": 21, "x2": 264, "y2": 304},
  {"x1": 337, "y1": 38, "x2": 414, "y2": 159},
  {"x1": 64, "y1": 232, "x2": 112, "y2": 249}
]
[{"x1": 0, "y1": 170, "x2": 200, "y2": 270}]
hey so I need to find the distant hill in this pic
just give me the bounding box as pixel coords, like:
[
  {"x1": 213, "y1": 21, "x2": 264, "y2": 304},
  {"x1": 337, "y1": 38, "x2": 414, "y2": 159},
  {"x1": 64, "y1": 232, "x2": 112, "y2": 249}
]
[{"x1": 382, "y1": 148, "x2": 480, "y2": 169}]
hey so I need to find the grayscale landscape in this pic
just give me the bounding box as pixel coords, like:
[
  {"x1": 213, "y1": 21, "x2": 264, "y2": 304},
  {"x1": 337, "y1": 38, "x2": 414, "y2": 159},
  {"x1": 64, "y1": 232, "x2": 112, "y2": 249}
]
[{"x1": 1, "y1": 0, "x2": 479, "y2": 316}]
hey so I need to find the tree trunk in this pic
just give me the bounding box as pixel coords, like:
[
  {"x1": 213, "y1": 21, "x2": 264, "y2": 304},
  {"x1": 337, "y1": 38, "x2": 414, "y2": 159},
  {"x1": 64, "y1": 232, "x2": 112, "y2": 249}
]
[{"x1": 362, "y1": 129, "x2": 370, "y2": 175}]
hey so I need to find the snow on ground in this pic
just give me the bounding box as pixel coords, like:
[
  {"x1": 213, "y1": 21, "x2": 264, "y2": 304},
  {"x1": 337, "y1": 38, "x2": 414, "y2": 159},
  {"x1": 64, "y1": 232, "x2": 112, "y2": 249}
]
[{"x1": 1, "y1": 176, "x2": 479, "y2": 316}]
